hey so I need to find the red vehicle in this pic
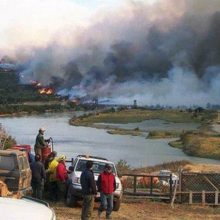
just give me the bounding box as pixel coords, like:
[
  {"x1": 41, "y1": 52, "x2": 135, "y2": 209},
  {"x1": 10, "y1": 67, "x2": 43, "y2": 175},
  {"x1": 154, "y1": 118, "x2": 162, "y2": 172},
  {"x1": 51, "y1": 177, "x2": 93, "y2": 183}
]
[
  {"x1": 10, "y1": 145, "x2": 32, "y2": 159},
  {"x1": 11, "y1": 144, "x2": 53, "y2": 163}
]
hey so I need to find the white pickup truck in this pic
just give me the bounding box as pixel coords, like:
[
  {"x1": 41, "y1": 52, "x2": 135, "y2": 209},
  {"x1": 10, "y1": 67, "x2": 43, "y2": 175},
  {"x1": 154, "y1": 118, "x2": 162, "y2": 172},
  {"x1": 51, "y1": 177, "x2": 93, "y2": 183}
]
[
  {"x1": 66, "y1": 155, "x2": 123, "y2": 211},
  {"x1": 0, "y1": 197, "x2": 56, "y2": 220}
]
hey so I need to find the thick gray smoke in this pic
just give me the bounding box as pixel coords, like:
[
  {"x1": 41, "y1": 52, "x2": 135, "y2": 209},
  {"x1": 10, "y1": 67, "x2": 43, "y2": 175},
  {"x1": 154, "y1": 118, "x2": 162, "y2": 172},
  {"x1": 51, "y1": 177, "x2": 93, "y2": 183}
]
[{"x1": 6, "y1": 0, "x2": 220, "y2": 106}]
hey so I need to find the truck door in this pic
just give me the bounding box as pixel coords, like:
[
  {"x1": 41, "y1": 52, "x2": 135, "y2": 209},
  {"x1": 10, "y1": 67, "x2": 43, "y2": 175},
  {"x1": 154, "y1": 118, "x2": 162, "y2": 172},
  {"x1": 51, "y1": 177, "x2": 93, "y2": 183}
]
[{"x1": 18, "y1": 155, "x2": 31, "y2": 191}]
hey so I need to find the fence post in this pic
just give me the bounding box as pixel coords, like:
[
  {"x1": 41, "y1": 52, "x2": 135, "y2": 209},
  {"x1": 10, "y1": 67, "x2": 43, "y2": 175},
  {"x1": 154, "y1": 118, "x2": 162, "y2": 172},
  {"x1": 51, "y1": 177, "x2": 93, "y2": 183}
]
[
  {"x1": 178, "y1": 169, "x2": 182, "y2": 203},
  {"x1": 133, "y1": 176, "x2": 137, "y2": 194},
  {"x1": 215, "y1": 191, "x2": 219, "y2": 205},
  {"x1": 169, "y1": 174, "x2": 172, "y2": 200},
  {"x1": 150, "y1": 176, "x2": 153, "y2": 195},
  {"x1": 189, "y1": 191, "x2": 193, "y2": 204},
  {"x1": 202, "y1": 191, "x2": 205, "y2": 206}
]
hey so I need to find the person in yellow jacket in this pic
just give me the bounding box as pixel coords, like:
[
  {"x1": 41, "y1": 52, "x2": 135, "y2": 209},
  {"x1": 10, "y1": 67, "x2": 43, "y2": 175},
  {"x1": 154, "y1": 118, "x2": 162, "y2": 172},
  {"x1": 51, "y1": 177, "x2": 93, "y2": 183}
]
[{"x1": 46, "y1": 152, "x2": 59, "y2": 201}]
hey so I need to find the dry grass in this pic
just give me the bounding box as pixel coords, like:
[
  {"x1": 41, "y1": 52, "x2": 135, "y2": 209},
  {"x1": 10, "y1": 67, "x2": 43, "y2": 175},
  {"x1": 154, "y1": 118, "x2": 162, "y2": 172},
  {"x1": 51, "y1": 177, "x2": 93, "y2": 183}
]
[
  {"x1": 183, "y1": 163, "x2": 220, "y2": 173},
  {"x1": 182, "y1": 133, "x2": 220, "y2": 159}
]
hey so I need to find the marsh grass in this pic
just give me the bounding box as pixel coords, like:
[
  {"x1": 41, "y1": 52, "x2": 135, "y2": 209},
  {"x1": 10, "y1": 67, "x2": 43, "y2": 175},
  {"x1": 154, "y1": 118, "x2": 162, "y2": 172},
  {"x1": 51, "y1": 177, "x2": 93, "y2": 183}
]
[
  {"x1": 147, "y1": 130, "x2": 182, "y2": 139},
  {"x1": 70, "y1": 109, "x2": 216, "y2": 126}
]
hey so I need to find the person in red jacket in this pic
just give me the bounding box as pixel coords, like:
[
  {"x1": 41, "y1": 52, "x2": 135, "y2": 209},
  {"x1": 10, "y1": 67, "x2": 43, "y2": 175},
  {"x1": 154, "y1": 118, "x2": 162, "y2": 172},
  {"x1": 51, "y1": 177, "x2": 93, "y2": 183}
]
[
  {"x1": 56, "y1": 155, "x2": 68, "y2": 200},
  {"x1": 97, "y1": 164, "x2": 116, "y2": 219}
]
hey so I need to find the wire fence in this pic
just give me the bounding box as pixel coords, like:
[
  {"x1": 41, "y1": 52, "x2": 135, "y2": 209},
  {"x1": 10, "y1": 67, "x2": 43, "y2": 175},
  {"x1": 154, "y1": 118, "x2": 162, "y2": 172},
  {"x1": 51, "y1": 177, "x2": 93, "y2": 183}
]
[{"x1": 178, "y1": 172, "x2": 220, "y2": 205}]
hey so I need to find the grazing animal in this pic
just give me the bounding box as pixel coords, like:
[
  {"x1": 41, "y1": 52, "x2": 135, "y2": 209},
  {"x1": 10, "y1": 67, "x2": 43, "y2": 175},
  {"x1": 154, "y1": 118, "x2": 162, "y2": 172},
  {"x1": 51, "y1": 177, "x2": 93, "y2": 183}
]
[{"x1": 138, "y1": 176, "x2": 159, "y2": 187}]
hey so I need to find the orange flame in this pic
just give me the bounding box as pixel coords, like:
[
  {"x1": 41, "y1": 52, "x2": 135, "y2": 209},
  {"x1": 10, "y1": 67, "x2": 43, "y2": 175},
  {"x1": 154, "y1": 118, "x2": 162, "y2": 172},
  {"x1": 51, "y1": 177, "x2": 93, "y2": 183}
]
[{"x1": 38, "y1": 87, "x2": 54, "y2": 95}]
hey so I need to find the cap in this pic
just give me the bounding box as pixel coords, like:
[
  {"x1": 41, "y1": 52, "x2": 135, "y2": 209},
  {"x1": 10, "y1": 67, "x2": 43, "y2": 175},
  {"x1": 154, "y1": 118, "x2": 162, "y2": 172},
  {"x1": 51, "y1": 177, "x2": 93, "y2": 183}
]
[
  {"x1": 39, "y1": 127, "x2": 46, "y2": 132},
  {"x1": 58, "y1": 155, "x2": 66, "y2": 162},
  {"x1": 105, "y1": 164, "x2": 112, "y2": 170}
]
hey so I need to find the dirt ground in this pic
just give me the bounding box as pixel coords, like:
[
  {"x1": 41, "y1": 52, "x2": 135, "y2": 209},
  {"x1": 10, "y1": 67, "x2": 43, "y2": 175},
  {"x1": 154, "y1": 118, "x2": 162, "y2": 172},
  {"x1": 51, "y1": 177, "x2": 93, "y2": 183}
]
[
  {"x1": 52, "y1": 163, "x2": 220, "y2": 220},
  {"x1": 52, "y1": 200, "x2": 220, "y2": 220}
]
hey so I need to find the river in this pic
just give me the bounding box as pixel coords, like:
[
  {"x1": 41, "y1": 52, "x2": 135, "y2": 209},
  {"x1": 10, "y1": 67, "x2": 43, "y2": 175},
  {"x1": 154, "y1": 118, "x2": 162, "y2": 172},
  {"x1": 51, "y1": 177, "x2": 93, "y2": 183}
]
[{"x1": 0, "y1": 112, "x2": 219, "y2": 168}]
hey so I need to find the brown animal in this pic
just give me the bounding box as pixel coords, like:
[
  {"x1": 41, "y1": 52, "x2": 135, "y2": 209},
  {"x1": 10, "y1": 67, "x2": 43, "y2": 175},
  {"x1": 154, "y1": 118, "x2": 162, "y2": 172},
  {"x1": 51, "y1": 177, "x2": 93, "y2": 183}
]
[
  {"x1": 120, "y1": 176, "x2": 134, "y2": 189},
  {"x1": 138, "y1": 176, "x2": 159, "y2": 187}
]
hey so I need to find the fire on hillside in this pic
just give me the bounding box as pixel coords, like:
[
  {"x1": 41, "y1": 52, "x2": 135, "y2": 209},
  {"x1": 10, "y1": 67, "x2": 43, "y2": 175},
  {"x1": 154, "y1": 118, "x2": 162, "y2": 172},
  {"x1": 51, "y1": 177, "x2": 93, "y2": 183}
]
[
  {"x1": 38, "y1": 87, "x2": 54, "y2": 95},
  {"x1": 30, "y1": 80, "x2": 54, "y2": 95}
]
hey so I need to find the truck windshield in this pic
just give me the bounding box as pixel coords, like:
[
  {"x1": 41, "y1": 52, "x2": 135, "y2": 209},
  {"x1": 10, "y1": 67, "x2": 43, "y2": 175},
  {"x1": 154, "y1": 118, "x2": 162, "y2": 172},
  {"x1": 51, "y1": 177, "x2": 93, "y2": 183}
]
[
  {"x1": 76, "y1": 160, "x2": 116, "y2": 174},
  {"x1": 0, "y1": 155, "x2": 16, "y2": 171}
]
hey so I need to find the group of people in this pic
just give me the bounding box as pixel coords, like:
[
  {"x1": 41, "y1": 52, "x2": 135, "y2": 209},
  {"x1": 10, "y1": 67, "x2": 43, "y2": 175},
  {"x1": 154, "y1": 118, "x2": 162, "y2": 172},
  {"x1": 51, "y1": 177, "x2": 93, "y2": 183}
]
[
  {"x1": 30, "y1": 128, "x2": 68, "y2": 201},
  {"x1": 80, "y1": 161, "x2": 116, "y2": 220},
  {"x1": 31, "y1": 127, "x2": 117, "y2": 220}
]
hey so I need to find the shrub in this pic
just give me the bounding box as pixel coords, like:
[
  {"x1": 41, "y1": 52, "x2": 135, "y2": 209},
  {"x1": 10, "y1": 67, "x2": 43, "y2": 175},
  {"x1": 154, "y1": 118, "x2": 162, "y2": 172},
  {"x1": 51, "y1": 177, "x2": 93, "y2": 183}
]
[{"x1": 116, "y1": 159, "x2": 131, "y2": 174}]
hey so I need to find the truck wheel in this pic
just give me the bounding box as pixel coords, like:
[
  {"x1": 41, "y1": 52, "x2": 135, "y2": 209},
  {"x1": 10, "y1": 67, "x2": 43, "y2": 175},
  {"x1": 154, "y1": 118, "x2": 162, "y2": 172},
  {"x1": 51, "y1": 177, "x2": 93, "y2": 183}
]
[
  {"x1": 113, "y1": 198, "x2": 121, "y2": 211},
  {"x1": 66, "y1": 188, "x2": 77, "y2": 207}
]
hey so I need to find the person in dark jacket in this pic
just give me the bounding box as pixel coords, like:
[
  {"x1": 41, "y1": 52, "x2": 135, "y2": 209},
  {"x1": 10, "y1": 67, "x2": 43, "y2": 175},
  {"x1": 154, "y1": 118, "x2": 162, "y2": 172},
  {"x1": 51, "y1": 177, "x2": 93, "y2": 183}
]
[
  {"x1": 80, "y1": 161, "x2": 97, "y2": 220},
  {"x1": 34, "y1": 127, "x2": 50, "y2": 158},
  {"x1": 97, "y1": 164, "x2": 116, "y2": 219},
  {"x1": 30, "y1": 154, "x2": 46, "y2": 200}
]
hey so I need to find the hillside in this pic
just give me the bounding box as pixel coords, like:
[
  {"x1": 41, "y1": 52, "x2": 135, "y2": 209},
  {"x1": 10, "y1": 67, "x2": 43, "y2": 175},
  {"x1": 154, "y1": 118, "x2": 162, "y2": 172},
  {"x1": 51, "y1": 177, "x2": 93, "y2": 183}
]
[
  {"x1": 0, "y1": 70, "x2": 59, "y2": 105},
  {"x1": 0, "y1": 70, "x2": 77, "y2": 115}
]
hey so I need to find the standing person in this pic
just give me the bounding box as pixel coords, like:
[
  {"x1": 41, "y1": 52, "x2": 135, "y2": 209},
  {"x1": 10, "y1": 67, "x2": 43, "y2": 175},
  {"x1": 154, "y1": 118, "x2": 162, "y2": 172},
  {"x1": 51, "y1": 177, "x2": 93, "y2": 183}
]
[
  {"x1": 80, "y1": 161, "x2": 97, "y2": 220},
  {"x1": 45, "y1": 151, "x2": 57, "y2": 170},
  {"x1": 56, "y1": 155, "x2": 68, "y2": 200},
  {"x1": 97, "y1": 164, "x2": 116, "y2": 219},
  {"x1": 30, "y1": 154, "x2": 46, "y2": 200},
  {"x1": 44, "y1": 151, "x2": 57, "y2": 192},
  {"x1": 34, "y1": 128, "x2": 50, "y2": 158},
  {"x1": 46, "y1": 152, "x2": 59, "y2": 201}
]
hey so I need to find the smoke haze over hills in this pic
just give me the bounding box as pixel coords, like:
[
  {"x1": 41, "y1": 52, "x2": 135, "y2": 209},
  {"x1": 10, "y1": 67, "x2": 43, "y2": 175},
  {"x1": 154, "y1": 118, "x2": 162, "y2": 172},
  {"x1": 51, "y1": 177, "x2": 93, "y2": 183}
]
[{"x1": 1, "y1": 0, "x2": 220, "y2": 106}]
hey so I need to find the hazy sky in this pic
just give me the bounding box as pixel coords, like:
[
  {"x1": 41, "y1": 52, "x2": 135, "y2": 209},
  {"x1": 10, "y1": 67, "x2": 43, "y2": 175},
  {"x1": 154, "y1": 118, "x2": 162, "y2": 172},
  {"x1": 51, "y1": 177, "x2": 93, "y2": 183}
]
[{"x1": 0, "y1": 0, "x2": 157, "y2": 54}]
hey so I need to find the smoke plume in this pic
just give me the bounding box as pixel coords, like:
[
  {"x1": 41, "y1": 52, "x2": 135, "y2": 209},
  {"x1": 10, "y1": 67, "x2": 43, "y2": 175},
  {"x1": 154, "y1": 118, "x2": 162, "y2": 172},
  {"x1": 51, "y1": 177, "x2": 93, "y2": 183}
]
[{"x1": 2, "y1": 0, "x2": 220, "y2": 106}]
